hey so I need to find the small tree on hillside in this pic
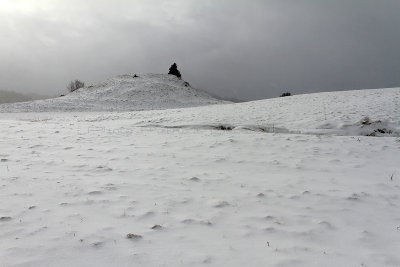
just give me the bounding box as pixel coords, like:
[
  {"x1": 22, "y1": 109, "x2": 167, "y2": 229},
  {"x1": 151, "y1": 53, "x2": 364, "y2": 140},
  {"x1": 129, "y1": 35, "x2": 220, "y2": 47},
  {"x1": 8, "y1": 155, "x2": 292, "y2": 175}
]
[
  {"x1": 67, "y1": 80, "x2": 85, "y2": 92},
  {"x1": 168, "y1": 63, "x2": 182, "y2": 78}
]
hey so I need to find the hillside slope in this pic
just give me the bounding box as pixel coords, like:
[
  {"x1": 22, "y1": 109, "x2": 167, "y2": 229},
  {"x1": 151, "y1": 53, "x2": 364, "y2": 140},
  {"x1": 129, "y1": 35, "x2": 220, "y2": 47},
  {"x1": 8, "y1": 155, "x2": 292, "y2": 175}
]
[
  {"x1": 0, "y1": 85, "x2": 399, "y2": 137},
  {"x1": 0, "y1": 74, "x2": 227, "y2": 112},
  {"x1": 68, "y1": 87, "x2": 399, "y2": 137}
]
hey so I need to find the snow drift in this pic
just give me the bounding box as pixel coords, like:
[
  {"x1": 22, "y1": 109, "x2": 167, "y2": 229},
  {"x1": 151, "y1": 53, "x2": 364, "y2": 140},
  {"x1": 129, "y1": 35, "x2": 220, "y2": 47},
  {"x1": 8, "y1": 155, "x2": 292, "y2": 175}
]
[{"x1": 0, "y1": 74, "x2": 227, "y2": 112}]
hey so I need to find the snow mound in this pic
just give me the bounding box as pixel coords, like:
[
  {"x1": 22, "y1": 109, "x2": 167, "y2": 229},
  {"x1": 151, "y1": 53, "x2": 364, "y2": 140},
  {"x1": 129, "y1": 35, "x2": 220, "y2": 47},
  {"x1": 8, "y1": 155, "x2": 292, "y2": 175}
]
[{"x1": 0, "y1": 74, "x2": 227, "y2": 112}]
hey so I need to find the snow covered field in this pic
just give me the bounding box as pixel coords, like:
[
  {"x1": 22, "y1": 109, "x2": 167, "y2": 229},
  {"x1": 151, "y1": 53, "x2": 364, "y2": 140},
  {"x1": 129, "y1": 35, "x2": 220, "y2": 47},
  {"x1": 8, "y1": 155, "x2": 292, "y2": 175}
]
[{"x1": 1, "y1": 82, "x2": 400, "y2": 266}]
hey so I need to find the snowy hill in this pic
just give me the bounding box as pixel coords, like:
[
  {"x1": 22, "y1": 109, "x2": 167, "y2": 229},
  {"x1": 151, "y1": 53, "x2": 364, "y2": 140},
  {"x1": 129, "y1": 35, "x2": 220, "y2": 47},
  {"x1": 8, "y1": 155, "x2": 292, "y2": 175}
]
[
  {"x1": 131, "y1": 87, "x2": 400, "y2": 137},
  {"x1": 20, "y1": 86, "x2": 393, "y2": 137},
  {"x1": 2, "y1": 85, "x2": 398, "y2": 136},
  {"x1": 0, "y1": 74, "x2": 227, "y2": 112}
]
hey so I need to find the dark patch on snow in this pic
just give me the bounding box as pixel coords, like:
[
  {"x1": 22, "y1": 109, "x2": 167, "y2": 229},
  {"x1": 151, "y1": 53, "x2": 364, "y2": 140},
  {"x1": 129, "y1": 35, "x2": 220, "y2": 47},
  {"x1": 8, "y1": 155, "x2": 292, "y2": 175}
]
[
  {"x1": 92, "y1": 241, "x2": 104, "y2": 248},
  {"x1": 367, "y1": 128, "x2": 393, "y2": 136},
  {"x1": 214, "y1": 201, "x2": 230, "y2": 208},
  {"x1": 214, "y1": 125, "x2": 233, "y2": 131},
  {"x1": 151, "y1": 225, "x2": 163, "y2": 230},
  {"x1": 126, "y1": 233, "x2": 143, "y2": 240},
  {"x1": 139, "y1": 124, "x2": 298, "y2": 134},
  {"x1": 88, "y1": 191, "x2": 102, "y2": 195}
]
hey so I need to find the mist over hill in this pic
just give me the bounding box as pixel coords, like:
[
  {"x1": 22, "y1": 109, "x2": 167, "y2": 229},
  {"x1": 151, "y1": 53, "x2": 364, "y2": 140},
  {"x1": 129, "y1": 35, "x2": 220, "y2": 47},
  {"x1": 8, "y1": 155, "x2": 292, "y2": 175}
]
[
  {"x1": 0, "y1": 90, "x2": 52, "y2": 104},
  {"x1": 0, "y1": 90, "x2": 32, "y2": 104}
]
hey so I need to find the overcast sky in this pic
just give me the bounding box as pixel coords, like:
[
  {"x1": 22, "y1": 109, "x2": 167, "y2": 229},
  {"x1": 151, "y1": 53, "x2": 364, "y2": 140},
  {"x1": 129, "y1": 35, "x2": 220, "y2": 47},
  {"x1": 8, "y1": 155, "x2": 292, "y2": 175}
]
[{"x1": 1, "y1": 0, "x2": 400, "y2": 100}]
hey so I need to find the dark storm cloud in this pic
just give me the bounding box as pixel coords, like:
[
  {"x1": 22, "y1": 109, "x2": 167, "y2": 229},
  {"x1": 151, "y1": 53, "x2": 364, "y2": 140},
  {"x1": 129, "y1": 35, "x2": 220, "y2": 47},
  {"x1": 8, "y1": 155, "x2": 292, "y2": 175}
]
[{"x1": 1, "y1": 0, "x2": 400, "y2": 100}]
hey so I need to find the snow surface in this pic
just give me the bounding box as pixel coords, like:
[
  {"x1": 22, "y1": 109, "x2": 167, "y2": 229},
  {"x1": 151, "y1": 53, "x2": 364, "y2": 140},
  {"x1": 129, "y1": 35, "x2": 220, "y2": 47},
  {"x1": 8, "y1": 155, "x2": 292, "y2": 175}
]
[{"x1": 0, "y1": 83, "x2": 400, "y2": 266}]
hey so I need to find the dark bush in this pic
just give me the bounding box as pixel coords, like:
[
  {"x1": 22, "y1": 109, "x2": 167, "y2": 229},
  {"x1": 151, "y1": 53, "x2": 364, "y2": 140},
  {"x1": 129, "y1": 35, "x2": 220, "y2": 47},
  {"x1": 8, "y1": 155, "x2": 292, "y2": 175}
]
[
  {"x1": 168, "y1": 63, "x2": 182, "y2": 78},
  {"x1": 280, "y1": 92, "x2": 292, "y2": 97}
]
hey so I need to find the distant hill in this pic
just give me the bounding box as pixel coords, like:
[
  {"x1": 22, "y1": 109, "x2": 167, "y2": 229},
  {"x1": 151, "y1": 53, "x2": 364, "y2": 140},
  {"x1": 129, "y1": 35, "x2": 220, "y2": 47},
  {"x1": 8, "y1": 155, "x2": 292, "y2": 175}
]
[
  {"x1": 201, "y1": 90, "x2": 245, "y2": 103},
  {"x1": 0, "y1": 90, "x2": 33, "y2": 104},
  {"x1": 26, "y1": 93, "x2": 52, "y2": 101},
  {"x1": 0, "y1": 74, "x2": 229, "y2": 112}
]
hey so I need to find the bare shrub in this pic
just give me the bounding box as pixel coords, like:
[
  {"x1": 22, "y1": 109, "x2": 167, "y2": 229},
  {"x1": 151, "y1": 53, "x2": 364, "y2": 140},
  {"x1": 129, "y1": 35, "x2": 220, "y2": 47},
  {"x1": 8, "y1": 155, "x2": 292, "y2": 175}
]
[{"x1": 67, "y1": 80, "x2": 85, "y2": 92}]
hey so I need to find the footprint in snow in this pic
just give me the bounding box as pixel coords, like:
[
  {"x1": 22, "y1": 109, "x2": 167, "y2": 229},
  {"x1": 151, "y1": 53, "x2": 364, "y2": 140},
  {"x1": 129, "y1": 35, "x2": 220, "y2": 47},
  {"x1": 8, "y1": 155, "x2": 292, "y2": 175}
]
[
  {"x1": 264, "y1": 227, "x2": 276, "y2": 233},
  {"x1": 29, "y1": 145, "x2": 42, "y2": 149},
  {"x1": 318, "y1": 221, "x2": 334, "y2": 230},
  {"x1": 96, "y1": 166, "x2": 113, "y2": 172},
  {"x1": 347, "y1": 193, "x2": 360, "y2": 201},
  {"x1": 151, "y1": 225, "x2": 163, "y2": 230},
  {"x1": 126, "y1": 233, "x2": 142, "y2": 240},
  {"x1": 139, "y1": 211, "x2": 155, "y2": 219},
  {"x1": 102, "y1": 185, "x2": 117, "y2": 191},
  {"x1": 214, "y1": 201, "x2": 230, "y2": 208},
  {"x1": 182, "y1": 219, "x2": 195, "y2": 224},
  {"x1": 88, "y1": 191, "x2": 102, "y2": 195},
  {"x1": 202, "y1": 256, "x2": 213, "y2": 264},
  {"x1": 92, "y1": 241, "x2": 105, "y2": 248}
]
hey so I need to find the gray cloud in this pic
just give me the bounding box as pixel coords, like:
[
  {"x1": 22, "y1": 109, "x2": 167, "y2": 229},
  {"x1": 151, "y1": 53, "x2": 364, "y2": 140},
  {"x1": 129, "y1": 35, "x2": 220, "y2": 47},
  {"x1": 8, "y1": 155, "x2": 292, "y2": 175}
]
[{"x1": 1, "y1": 0, "x2": 399, "y2": 100}]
